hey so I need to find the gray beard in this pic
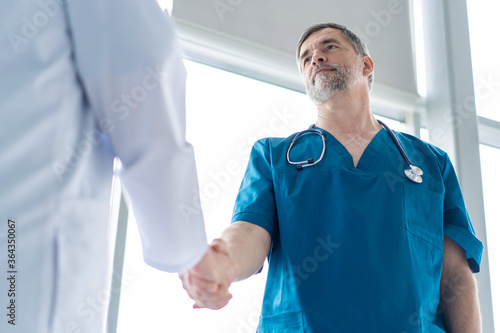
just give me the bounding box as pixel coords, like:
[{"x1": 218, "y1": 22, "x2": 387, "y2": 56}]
[{"x1": 306, "y1": 64, "x2": 358, "y2": 105}]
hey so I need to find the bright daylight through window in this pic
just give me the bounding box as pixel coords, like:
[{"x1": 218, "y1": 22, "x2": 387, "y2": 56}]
[
  {"x1": 467, "y1": 0, "x2": 500, "y2": 122},
  {"x1": 480, "y1": 145, "x2": 500, "y2": 330}
]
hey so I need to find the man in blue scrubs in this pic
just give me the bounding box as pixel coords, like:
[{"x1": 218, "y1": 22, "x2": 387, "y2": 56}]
[{"x1": 181, "y1": 23, "x2": 483, "y2": 332}]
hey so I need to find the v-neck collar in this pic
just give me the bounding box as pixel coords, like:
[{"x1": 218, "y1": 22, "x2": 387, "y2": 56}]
[{"x1": 314, "y1": 126, "x2": 392, "y2": 171}]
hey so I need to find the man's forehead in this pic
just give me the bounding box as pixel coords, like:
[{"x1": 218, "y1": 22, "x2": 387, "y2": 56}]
[{"x1": 300, "y1": 28, "x2": 350, "y2": 54}]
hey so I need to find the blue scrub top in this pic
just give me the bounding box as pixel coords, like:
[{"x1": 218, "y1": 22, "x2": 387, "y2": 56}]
[{"x1": 232, "y1": 127, "x2": 483, "y2": 332}]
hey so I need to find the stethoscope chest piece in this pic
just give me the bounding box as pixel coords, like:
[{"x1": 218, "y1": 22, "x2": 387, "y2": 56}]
[{"x1": 404, "y1": 165, "x2": 424, "y2": 183}]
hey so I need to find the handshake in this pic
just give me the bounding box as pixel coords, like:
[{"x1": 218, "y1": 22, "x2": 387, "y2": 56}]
[{"x1": 179, "y1": 239, "x2": 237, "y2": 309}]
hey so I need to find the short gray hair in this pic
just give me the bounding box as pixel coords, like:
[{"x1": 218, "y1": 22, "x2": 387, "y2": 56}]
[{"x1": 296, "y1": 22, "x2": 374, "y2": 91}]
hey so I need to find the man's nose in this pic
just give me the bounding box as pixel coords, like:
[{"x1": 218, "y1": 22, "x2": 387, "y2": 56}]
[{"x1": 312, "y1": 53, "x2": 326, "y2": 66}]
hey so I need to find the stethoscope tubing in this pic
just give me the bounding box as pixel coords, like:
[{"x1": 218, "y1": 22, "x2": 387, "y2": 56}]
[
  {"x1": 286, "y1": 126, "x2": 326, "y2": 170},
  {"x1": 287, "y1": 120, "x2": 423, "y2": 183},
  {"x1": 377, "y1": 120, "x2": 412, "y2": 168}
]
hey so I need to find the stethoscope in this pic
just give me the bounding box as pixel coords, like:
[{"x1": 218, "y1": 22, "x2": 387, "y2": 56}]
[{"x1": 286, "y1": 120, "x2": 424, "y2": 183}]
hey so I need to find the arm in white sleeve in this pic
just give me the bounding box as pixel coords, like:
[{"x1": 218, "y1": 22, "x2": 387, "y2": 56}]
[{"x1": 64, "y1": 0, "x2": 207, "y2": 273}]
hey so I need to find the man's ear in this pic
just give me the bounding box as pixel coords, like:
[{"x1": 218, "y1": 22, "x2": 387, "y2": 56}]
[{"x1": 362, "y1": 55, "x2": 374, "y2": 77}]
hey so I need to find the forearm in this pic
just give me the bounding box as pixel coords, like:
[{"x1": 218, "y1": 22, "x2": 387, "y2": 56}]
[
  {"x1": 440, "y1": 271, "x2": 481, "y2": 332},
  {"x1": 220, "y1": 221, "x2": 271, "y2": 282}
]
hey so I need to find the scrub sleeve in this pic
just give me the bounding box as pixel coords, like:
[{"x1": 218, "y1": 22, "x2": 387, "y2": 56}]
[
  {"x1": 232, "y1": 140, "x2": 278, "y2": 240},
  {"x1": 441, "y1": 153, "x2": 483, "y2": 272}
]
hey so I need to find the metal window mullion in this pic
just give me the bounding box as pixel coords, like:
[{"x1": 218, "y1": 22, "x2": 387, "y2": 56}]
[{"x1": 107, "y1": 193, "x2": 129, "y2": 333}]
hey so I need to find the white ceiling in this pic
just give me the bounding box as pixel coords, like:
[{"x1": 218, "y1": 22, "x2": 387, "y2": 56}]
[{"x1": 172, "y1": 0, "x2": 418, "y2": 97}]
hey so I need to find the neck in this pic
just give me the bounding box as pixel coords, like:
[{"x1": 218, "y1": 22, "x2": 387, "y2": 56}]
[{"x1": 315, "y1": 87, "x2": 380, "y2": 138}]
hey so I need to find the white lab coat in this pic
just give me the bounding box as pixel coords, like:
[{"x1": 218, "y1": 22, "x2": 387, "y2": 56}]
[{"x1": 0, "y1": 0, "x2": 208, "y2": 332}]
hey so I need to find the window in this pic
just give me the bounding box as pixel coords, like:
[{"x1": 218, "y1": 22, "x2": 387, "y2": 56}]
[
  {"x1": 157, "y1": 0, "x2": 172, "y2": 14},
  {"x1": 468, "y1": 1, "x2": 500, "y2": 326},
  {"x1": 480, "y1": 144, "x2": 500, "y2": 328},
  {"x1": 467, "y1": 0, "x2": 500, "y2": 122}
]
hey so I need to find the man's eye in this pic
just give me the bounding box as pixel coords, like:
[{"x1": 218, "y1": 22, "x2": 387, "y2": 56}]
[
  {"x1": 304, "y1": 58, "x2": 311, "y2": 64},
  {"x1": 327, "y1": 45, "x2": 335, "y2": 50}
]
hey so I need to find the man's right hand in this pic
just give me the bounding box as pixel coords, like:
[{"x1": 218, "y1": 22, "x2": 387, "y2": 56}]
[
  {"x1": 180, "y1": 222, "x2": 271, "y2": 309},
  {"x1": 179, "y1": 239, "x2": 237, "y2": 310}
]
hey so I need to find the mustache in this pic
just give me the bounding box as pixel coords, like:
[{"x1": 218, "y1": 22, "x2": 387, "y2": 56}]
[
  {"x1": 311, "y1": 64, "x2": 339, "y2": 77},
  {"x1": 310, "y1": 64, "x2": 340, "y2": 85}
]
